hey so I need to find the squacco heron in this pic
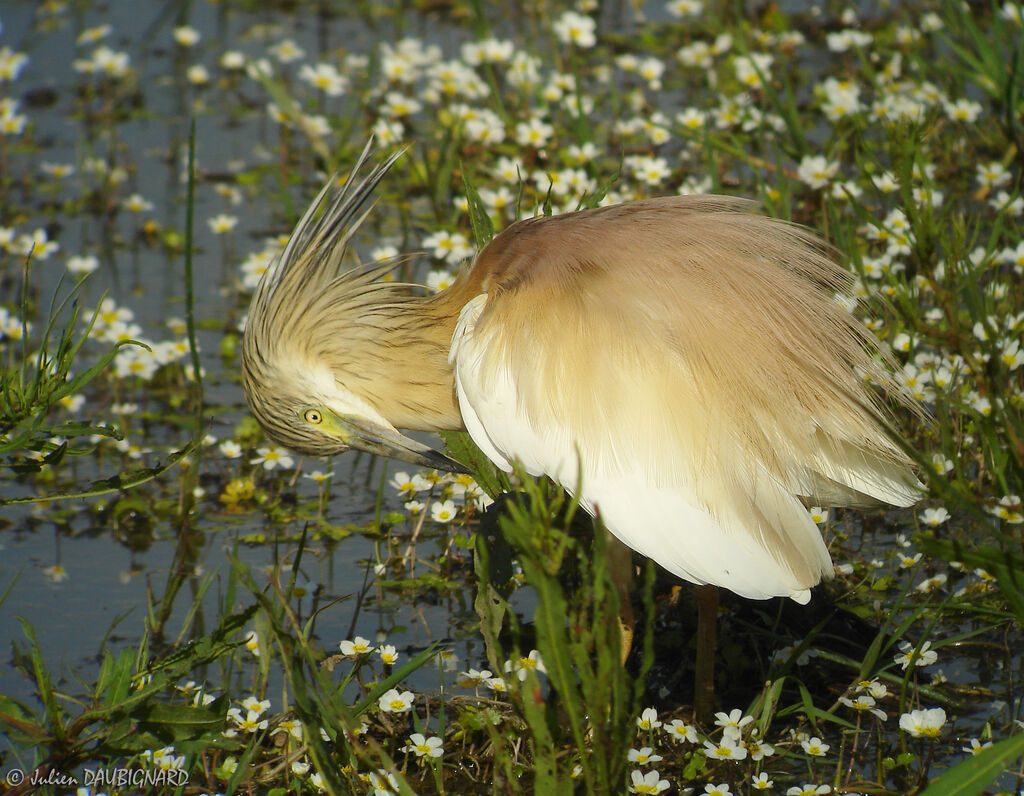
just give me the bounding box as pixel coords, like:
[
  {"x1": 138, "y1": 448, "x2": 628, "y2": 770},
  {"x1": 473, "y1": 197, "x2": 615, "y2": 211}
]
[{"x1": 241, "y1": 147, "x2": 922, "y2": 712}]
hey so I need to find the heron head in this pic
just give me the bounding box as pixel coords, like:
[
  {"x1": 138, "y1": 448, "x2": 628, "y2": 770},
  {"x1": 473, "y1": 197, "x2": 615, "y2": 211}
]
[
  {"x1": 241, "y1": 351, "x2": 467, "y2": 472},
  {"x1": 239, "y1": 143, "x2": 468, "y2": 474}
]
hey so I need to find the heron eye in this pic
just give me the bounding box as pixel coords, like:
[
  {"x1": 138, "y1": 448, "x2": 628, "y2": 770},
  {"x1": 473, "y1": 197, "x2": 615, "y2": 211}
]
[{"x1": 303, "y1": 409, "x2": 322, "y2": 424}]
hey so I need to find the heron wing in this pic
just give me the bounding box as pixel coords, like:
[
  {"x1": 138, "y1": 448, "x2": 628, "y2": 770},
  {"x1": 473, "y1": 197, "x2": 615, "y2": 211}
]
[{"x1": 449, "y1": 196, "x2": 921, "y2": 600}]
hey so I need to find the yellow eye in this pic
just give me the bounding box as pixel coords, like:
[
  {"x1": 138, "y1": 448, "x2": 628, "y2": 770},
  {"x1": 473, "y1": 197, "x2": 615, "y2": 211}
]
[{"x1": 303, "y1": 408, "x2": 323, "y2": 424}]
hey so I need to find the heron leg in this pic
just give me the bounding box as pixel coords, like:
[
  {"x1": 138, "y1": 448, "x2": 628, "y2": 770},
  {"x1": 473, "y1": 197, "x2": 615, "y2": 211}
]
[
  {"x1": 693, "y1": 584, "x2": 719, "y2": 724},
  {"x1": 605, "y1": 529, "x2": 635, "y2": 664}
]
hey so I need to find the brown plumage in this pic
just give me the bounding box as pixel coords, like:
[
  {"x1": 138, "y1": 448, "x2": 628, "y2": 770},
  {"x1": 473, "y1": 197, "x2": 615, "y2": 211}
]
[{"x1": 242, "y1": 147, "x2": 923, "y2": 602}]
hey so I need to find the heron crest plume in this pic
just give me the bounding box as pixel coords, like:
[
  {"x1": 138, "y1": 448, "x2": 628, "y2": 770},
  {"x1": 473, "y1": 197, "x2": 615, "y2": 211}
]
[
  {"x1": 241, "y1": 145, "x2": 923, "y2": 602},
  {"x1": 242, "y1": 146, "x2": 467, "y2": 457}
]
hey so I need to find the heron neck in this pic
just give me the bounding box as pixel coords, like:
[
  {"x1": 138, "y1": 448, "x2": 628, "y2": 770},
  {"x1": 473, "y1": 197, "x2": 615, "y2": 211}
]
[{"x1": 362, "y1": 291, "x2": 466, "y2": 433}]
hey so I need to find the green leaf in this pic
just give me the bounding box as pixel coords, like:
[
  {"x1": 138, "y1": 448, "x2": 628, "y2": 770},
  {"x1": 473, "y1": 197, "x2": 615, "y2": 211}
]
[
  {"x1": 919, "y1": 734, "x2": 1024, "y2": 796},
  {"x1": 461, "y1": 169, "x2": 495, "y2": 248},
  {"x1": 17, "y1": 618, "x2": 66, "y2": 744},
  {"x1": 1, "y1": 439, "x2": 199, "y2": 505},
  {"x1": 142, "y1": 604, "x2": 259, "y2": 677},
  {"x1": 439, "y1": 430, "x2": 509, "y2": 499},
  {"x1": 131, "y1": 697, "x2": 228, "y2": 742},
  {"x1": 97, "y1": 648, "x2": 136, "y2": 707},
  {"x1": 0, "y1": 695, "x2": 48, "y2": 744}
]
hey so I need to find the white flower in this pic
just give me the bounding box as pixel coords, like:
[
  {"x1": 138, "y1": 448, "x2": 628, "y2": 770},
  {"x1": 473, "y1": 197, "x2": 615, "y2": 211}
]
[
  {"x1": 898, "y1": 551, "x2": 923, "y2": 569},
  {"x1": 894, "y1": 639, "x2": 938, "y2": 670},
  {"x1": 664, "y1": 719, "x2": 698, "y2": 743},
  {"x1": 219, "y1": 440, "x2": 242, "y2": 458},
  {"x1": 240, "y1": 696, "x2": 270, "y2": 715},
  {"x1": 899, "y1": 707, "x2": 946, "y2": 738},
  {"x1": 377, "y1": 688, "x2": 415, "y2": 713},
  {"x1": 243, "y1": 632, "x2": 261, "y2": 657},
  {"x1": 298, "y1": 62, "x2": 347, "y2": 96},
  {"x1": 421, "y1": 230, "x2": 473, "y2": 264},
  {"x1": 404, "y1": 499, "x2": 425, "y2": 515},
  {"x1": 67, "y1": 254, "x2": 100, "y2": 275},
  {"x1": 11, "y1": 227, "x2": 59, "y2": 259},
  {"x1": 368, "y1": 769, "x2": 400, "y2": 795},
  {"x1": 173, "y1": 26, "x2": 200, "y2": 47},
  {"x1": 402, "y1": 732, "x2": 443, "y2": 758},
  {"x1": 458, "y1": 668, "x2": 493, "y2": 687},
  {"x1": 43, "y1": 564, "x2": 69, "y2": 582},
  {"x1": 944, "y1": 98, "x2": 982, "y2": 123},
  {"x1": 274, "y1": 718, "x2": 302, "y2": 740},
  {"x1": 703, "y1": 737, "x2": 747, "y2": 760},
  {"x1": 826, "y1": 29, "x2": 872, "y2": 51},
  {"x1": 839, "y1": 694, "x2": 887, "y2": 721},
  {"x1": 628, "y1": 155, "x2": 671, "y2": 186},
  {"x1": 746, "y1": 738, "x2": 774, "y2": 760},
  {"x1": 552, "y1": 11, "x2": 597, "y2": 48},
  {"x1": 269, "y1": 38, "x2": 305, "y2": 63},
  {"x1": 627, "y1": 747, "x2": 663, "y2": 765},
  {"x1": 667, "y1": 0, "x2": 704, "y2": 18},
  {"x1": 186, "y1": 64, "x2": 209, "y2": 85},
  {"x1": 916, "y1": 573, "x2": 947, "y2": 593},
  {"x1": 734, "y1": 52, "x2": 773, "y2": 88},
  {"x1": 515, "y1": 117, "x2": 554, "y2": 148},
  {"x1": 676, "y1": 107, "x2": 707, "y2": 130},
  {"x1": 227, "y1": 707, "x2": 269, "y2": 733},
  {"x1": 991, "y1": 494, "x2": 1024, "y2": 522},
  {"x1": 372, "y1": 117, "x2": 405, "y2": 145},
  {"x1": 714, "y1": 708, "x2": 753, "y2": 740},
  {"x1": 820, "y1": 77, "x2": 863, "y2": 120},
  {"x1": 856, "y1": 678, "x2": 889, "y2": 699},
  {"x1": 427, "y1": 269, "x2": 454, "y2": 292},
  {"x1": 797, "y1": 155, "x2": 839, "y2": 188},
  {"x1": 976, "y1": 161, "x2": 1011, "y2": 188},
  {"x1": 636, "y1": 707, "x2": 662, "y2": 730},
  {"x1": 250, "y1": 446, "x2": 294, "y2": 470},
  {"x1": 430, "y1": 499, "x2": 457, "y2": 523},
  {"x1": 484, "y1": 676, "x2": 509, "y2": 693},
  {"x1": 220, "y1": 51, "x2": 246, "y2": 70},
  {"x1": 919, "y1": 507, "x2": 951, "y2": 526},
  {"x1": 808, "y1": 506, "x2": 828, "y2": 523},
  {"x1": 381, "y1": 91, "x2": 423, "y2": 117},
  {"x1": 628, "y1": 769, "x2": 671, "y2": 794},
  {"x1": 505, "y1": 649, "x2": 545, "y2": 681},
  {"x1": 0, "y1": 46, "x2": 30, "y2": 82},
  {"x1": 207, "y1": 214, "x2": 238, "y2": 234},
  {"x1": 800, "y1": 736, "x2": 830, "y2": 756},
  {"x1": 339, "y1": 636, "x2": 373, "y2": 656},
  {"x1": 638, "y1": 57, "x2": 665, "y2": 89},
  {"x1": 389, "y1": 470, "x2": 432, "y2": 496}
]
